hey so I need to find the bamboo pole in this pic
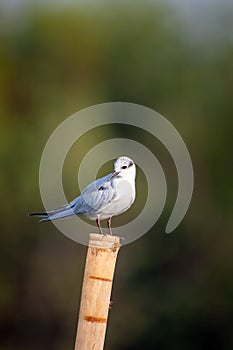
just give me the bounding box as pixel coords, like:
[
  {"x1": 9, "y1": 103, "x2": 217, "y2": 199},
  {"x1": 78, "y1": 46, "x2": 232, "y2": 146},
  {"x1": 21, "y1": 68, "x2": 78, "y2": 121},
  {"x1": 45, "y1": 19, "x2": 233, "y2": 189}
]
[{"x1": 74, "y1": 233, "x2": 121, "y2": 350}]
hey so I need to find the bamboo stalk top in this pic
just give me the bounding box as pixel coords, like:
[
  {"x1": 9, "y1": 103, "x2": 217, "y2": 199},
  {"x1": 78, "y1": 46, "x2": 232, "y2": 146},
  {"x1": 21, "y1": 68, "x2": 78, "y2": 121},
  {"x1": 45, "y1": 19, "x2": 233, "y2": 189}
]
[{"x1": 89, "y1": 233, "x2": 121, "y2": 249}]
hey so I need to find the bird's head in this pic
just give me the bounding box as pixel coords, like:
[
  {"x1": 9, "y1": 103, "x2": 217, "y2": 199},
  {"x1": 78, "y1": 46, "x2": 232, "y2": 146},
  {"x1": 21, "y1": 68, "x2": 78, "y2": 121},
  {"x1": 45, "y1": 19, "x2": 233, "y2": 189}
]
[{"x1": 110, "y1": 156, "x2": 136, "y2": 182}]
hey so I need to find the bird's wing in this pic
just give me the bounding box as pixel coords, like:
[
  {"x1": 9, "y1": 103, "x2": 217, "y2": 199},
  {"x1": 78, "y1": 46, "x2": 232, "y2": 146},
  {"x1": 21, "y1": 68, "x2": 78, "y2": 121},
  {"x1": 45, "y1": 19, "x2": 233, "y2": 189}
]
[{"x1": 73, "y1": 174, "x2": 117, "y2": 214}]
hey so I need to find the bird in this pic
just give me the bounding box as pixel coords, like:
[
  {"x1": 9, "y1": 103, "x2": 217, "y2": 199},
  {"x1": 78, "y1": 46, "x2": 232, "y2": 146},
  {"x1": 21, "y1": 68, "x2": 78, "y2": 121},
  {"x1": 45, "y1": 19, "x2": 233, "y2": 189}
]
[{"x1": 29, "y1": 156, "x2": 136, "y2": 235}]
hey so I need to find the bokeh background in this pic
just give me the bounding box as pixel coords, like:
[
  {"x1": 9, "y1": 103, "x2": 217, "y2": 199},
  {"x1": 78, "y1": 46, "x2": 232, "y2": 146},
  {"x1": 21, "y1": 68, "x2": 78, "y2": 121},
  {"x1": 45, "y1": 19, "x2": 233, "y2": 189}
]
[{"x1": 1, "y1": 0, "x2": 233, "y2": 349}]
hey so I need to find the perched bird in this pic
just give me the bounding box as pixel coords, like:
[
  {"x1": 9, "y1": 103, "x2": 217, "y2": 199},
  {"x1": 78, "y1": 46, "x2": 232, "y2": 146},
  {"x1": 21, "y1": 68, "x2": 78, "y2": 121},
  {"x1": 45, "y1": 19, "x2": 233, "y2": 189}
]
[{"x1": 29, "y1": 156, "x2": 136, "y2": 235}]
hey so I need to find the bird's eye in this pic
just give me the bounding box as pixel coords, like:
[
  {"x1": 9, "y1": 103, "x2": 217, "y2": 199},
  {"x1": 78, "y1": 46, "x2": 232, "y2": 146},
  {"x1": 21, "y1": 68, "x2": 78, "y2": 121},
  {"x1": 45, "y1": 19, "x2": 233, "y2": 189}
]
[{"x1": 121, "y1": 165, "x2": 127, "y2": 169}]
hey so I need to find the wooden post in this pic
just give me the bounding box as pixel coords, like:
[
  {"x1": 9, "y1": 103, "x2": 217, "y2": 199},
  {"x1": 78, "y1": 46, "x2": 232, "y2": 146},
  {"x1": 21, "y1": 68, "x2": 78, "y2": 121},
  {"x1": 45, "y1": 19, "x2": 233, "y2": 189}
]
[{"x1": 74, "y1": 233, "x2": 121, "y2": 350}]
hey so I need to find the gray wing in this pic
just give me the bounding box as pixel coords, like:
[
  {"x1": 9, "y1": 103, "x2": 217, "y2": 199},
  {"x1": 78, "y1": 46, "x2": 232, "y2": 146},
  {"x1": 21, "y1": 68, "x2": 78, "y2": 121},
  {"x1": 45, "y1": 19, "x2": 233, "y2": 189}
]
[
  {"x1": 30, "y1": 173, "x2": 116, "y2": 221},
  {"x1": 71, "y1": 174, "x2": 117, "y2": 214}
]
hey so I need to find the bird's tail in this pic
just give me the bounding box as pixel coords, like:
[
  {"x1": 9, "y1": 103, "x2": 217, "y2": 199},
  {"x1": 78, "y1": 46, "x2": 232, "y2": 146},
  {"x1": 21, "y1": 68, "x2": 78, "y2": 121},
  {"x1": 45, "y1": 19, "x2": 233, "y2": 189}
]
[{"x1": 29, "y1": 205, "x2": 75, "y2": 222}]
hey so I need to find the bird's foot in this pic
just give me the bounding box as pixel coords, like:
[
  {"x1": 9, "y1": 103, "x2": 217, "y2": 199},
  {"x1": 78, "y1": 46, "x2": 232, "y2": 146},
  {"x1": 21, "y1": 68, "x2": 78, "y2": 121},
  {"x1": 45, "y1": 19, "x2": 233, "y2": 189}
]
[{"x1": 98, "y1": 228, "x2": 105, "y2": 235}]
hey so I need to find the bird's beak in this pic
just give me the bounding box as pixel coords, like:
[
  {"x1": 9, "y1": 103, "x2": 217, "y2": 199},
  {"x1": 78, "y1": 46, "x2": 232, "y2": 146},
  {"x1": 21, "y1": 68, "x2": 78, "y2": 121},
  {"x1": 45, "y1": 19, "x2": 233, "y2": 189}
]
[{"x1": 109, "y1": 171, "x2": 120, "y2": 180}]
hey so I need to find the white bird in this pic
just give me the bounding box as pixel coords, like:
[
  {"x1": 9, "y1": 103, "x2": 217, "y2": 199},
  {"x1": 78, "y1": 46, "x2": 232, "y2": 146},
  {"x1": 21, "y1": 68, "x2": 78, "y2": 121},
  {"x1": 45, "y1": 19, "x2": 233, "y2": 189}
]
[{"x1": 29, "y1": 156, "x2": 136, "y2": 235}]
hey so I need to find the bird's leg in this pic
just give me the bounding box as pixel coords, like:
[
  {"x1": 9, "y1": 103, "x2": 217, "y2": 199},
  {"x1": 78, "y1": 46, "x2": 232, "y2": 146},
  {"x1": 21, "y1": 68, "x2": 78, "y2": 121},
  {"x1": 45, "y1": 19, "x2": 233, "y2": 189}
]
[
  {"x1": 107, "y1": 217, "x2": 113, "y2": 235},
  {"x1": 96, "y1": 217, "x2": 104, "y2": 235}
]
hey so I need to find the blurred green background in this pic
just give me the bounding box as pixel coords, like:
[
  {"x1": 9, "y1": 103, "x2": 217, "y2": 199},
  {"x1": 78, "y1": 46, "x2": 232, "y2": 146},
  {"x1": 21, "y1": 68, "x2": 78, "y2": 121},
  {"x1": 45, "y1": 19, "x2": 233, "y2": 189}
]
[{"x1": 1, "y1": 0, "x2": 233, "y2": 349}]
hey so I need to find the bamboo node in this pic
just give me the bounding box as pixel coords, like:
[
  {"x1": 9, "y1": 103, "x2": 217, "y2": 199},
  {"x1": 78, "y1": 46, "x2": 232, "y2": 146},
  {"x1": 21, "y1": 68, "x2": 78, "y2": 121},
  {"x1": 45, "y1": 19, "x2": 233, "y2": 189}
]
[
  {"x1": 84, "y1": 316, "x2": 107, "y2": 323},
  {"x1": 89, "y1": 275, "x2": 112, "y2": 282}
]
